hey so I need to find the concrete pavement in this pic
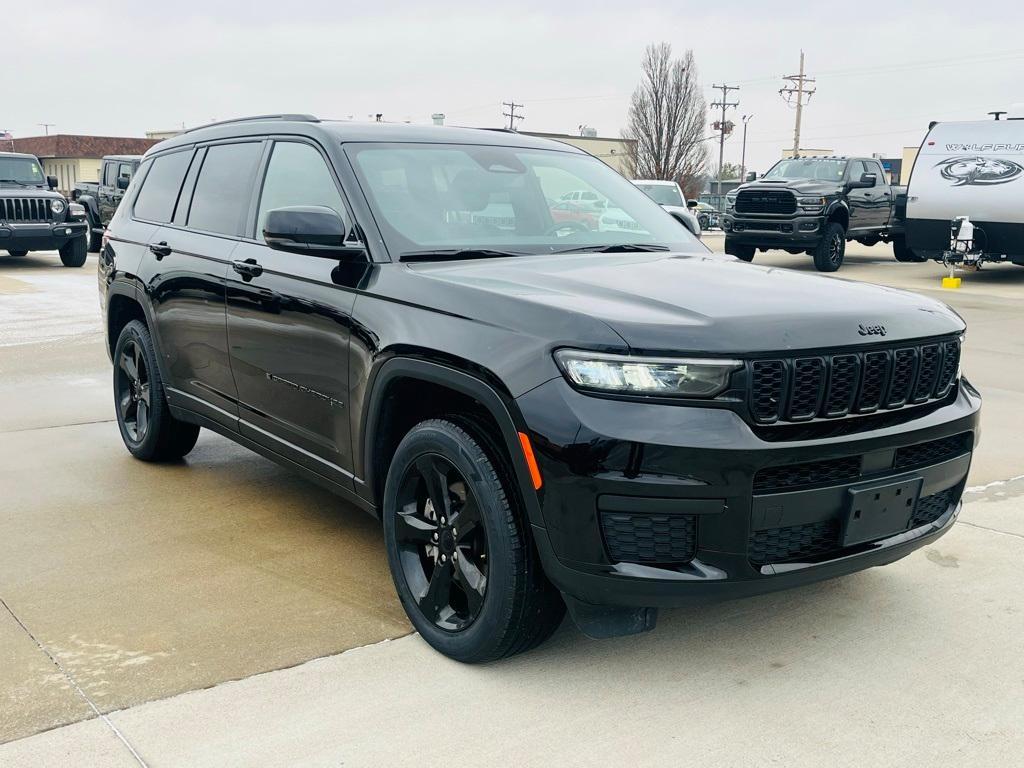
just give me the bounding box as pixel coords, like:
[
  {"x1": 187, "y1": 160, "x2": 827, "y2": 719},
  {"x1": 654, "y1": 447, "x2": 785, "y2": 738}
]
[{"x1": 1, "y1": 244, "x2": 1022, "y2": 766}]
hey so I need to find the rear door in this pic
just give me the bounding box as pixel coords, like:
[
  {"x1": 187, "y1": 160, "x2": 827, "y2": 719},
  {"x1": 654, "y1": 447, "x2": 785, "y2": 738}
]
[
  {"x1": 142, "y1": 140, "x2": 264, "y2": 428},
  {"x1": 225, "y1": 138, "x2": 359, "y2": 484}
]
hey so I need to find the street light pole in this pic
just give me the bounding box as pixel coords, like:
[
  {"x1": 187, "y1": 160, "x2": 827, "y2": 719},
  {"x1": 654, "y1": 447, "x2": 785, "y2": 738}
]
[{"x1": 739, "y1": 114, "x2": 753, "y2": 182}]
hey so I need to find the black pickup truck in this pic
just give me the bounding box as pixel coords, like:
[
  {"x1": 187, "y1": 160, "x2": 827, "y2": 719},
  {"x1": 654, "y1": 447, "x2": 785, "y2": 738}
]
[
  {"x1": 723, "y1": 156, "x2": 912, "y2": 272},
  {"x1": 72, "y1": 155, "x2": 141, "y2": 252}
]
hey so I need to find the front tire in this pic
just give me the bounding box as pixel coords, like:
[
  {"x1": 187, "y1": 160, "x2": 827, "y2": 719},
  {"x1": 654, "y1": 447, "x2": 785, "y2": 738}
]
[
  {"x1": 726, "y1": 241, "x2": 756, "y2": 262},
  {"x1": 383, "y1": 417, "x2": 564, "y2": 663},
  {"x1": 113, "y1": 320, "x2": 200, "y2": 462},
  {"x1": 813, "y1": 222, "x2": 846, "y2": 272},
  {"x1": 6, "y1": 249, "x2": 28, "y2": 257},
  {"x1": 59, "y1": 236, "x2": 88, "y2": 267},
  {"x1": 86, "y1": 215, "x2": 103, "y2": 253}
]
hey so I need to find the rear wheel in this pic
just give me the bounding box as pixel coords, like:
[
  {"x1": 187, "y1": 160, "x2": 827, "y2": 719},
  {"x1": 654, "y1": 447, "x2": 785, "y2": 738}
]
[
  {"x1": 59, "y1": 236, "x2": 88, "y2": 267},
  {"x1": 813, "y1": 222, "x2": 846, "y2": 272},
  {"x1": 6, "y1": 250, "x2": 28, "y2": 257},
  {"x1": 114, "y1": 320, "x2": 200, "y2": 461},
  {"x1": 383, "y1": 417, "x2": 564, "y2": 663},
  {"x1": 892, "y1": 235, "x2": 926, "y2": 263}
]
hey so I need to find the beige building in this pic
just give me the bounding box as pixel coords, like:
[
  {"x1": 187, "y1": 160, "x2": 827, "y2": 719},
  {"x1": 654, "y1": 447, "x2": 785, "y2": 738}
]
[
  {"x1": 7, "y1": 135, "x2": 158, "y2": 195},
  {"x1": 520, "y1": 131, "x2": 635, "y2": 175}
]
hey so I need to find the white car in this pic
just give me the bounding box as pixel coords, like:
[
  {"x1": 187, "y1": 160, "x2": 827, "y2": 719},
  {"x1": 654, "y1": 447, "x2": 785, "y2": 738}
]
[{"x1": 632, "y1": 179, "x2": 702, "y2": 238}]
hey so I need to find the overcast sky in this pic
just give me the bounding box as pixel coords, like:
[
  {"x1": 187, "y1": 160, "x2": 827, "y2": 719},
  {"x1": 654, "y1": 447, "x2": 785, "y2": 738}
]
[{"x1": 7, "y1": 0, "x2": 1023, "y2": 173}]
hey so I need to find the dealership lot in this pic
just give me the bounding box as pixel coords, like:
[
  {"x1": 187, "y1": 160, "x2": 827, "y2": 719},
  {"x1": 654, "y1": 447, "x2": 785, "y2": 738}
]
[{"x1": 2, "y1": 244, "x2": 1022, "y2": 765}]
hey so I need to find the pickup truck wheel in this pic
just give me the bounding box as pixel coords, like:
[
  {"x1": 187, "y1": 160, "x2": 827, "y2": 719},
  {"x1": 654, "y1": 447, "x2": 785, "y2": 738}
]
[
  {"x1": 6, "y1": 250, "x2": 28, "y2": 257},
  {"x1": 813, "y1": 222, "x2": 846, "y2": 272},
  {"x1": 726, "y1": 243, "x2": 755, "y2": 262},
  {"x1": 59, "y1": 236, "x2": 88, "y2": 268},
  {"x1": 383, "y1": 417, "x2": 564, "y2": 663},
  {"x1": 86, "y1": 216, "x2": 103, "y2": 253},
  {"x1": 892, "y1": 235, "x2": 926, "y2": 263},
  {"x1": 113, "y1": 320, "x2": 200, "y2": 461}
]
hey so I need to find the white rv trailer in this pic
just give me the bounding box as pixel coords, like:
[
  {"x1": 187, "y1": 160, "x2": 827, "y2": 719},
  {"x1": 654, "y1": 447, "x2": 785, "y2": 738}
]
[{"x1": 904, "y1": 118, "x2": 1024, "y2": 266}]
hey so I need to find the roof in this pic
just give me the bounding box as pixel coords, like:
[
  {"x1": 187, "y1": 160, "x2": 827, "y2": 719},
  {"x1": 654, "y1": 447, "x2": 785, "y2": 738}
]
[
  {"x1": 0, "y1": 152, "x2": 37, "y2": 160},
  {"x1": 151, "y1": 116, "x2": 586, "y2": 155},
  {"x1": 8, "y1": 135, "x2": 158, "y2": 159}
]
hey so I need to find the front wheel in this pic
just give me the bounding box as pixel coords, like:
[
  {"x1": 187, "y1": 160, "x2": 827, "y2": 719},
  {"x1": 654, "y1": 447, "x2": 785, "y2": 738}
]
[
  {"x1": 383, "y1": 418, "x2": 564, "y2": 663},
  {"x1": 113, "y1": 320, "x2": 200, "y2": 461},
  {"x1": 59, "y1": 236, "x2": 88, "y2": 267},
  {"x1": 813, "y1": 222, "x2": 846, "y2": 272},
  {"x1": 726, "y1": 241, "x2": 756, "y2": 262},
  {"x1": 86, "y1": 216, "x2": 103, "y2": 253}
]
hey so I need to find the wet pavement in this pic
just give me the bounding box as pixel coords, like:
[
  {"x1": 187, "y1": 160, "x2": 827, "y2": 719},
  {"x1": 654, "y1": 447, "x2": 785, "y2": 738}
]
[{"x1": 1, "y1": 245, "x2": 1022, "y2": 764}]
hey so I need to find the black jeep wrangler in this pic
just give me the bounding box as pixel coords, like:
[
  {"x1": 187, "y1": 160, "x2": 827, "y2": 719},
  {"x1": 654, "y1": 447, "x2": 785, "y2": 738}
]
[
  {"x1": 100, "y1": 116, "x2": 979, "y2": 662},
  {"x1": 72, "y1": 155, "x2": 141, "y2": 252},
  {"x1": 0, "y1": 151, "x2": 89, "y2": 266}
]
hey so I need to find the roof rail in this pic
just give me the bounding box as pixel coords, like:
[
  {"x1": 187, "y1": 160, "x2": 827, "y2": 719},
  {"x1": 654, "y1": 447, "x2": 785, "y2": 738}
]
[{"x1": 183, "y1": 114, "x2": 320, "y2": 134}]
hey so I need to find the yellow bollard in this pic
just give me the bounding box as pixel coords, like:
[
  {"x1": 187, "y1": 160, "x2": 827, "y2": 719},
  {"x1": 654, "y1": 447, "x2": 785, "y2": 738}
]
[{"x1": 942, "y1": 276, "x2": 961, "y2": 289}]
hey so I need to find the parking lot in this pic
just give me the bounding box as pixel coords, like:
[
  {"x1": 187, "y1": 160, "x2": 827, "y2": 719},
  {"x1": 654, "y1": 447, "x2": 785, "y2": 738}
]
[{"x1": 2, "y1": 241, "x2": 1022, "y2": 766}]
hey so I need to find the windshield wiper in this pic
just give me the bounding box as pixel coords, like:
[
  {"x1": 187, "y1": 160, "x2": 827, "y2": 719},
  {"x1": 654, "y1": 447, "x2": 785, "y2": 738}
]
[
  {"x1": 0, "y1": 179, "x2": 32, "y2": 187},
  {"x1": 400, "y1": 248, "x2": 531, "y2": 262},
  {"x1": 552, "y1": 243, "x2": 670, "y2": 254}
]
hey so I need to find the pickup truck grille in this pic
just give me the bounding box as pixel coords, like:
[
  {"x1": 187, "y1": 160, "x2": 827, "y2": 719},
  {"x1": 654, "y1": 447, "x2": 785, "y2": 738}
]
[
  {"x1": 748, "y1": 337, "x2": 961, "y2": 425},
  {"x1": 0, "y1": 198, "x2": 53, "y2": 223},
  {"x1": 735, "y1": 189, "x2": 796, "y2": 215}
]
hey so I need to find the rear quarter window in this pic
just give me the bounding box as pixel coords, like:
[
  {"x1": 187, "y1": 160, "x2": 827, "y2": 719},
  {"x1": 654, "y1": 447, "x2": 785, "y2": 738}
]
[{"x1": 133, "y1": 150, "x2": 192, "y2": 223}]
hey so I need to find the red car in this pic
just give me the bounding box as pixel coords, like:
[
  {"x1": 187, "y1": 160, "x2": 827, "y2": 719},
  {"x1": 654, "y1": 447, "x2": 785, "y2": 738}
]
[{"x1": 549, "y1": 200, "x2": 599, "y2": 231}]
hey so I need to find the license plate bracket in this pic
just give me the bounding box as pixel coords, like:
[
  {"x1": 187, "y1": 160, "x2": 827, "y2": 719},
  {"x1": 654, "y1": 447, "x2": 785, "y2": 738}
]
[{"x1": 842, "y1": 477, "x2": 923, "y2": 547}]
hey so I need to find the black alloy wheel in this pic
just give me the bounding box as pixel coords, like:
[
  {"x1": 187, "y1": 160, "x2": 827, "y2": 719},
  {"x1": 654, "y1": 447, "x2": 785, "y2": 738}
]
[
  {"x1": 393, "y1": 453, "x2": 489, "y2": 632},
  {"x1": 813, "y1": 222, "x2": 846, "y2": 272},
  {"x1": 116, "y1": 337, "x2": 151, "y2": 443}
]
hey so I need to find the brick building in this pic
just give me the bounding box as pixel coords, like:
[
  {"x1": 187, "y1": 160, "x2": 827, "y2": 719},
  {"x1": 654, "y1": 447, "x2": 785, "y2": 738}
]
[{"x1": 3, "y1": 135, "x2": 158, "y2": 194}]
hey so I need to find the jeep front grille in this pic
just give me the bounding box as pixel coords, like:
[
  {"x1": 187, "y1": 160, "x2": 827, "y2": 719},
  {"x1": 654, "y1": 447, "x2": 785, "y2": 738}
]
[
  {"x1": 0, "y1": 198, "x2": 53, "y2": 223},
  {"x1": 747, "y1": 337, "x2": 961, "y2": 425}
]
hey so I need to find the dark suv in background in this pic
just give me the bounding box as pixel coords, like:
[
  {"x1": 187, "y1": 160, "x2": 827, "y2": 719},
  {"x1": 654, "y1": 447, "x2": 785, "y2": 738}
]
[{"x1": 100, "y1": 116, "x2": 980, "y2": 662}]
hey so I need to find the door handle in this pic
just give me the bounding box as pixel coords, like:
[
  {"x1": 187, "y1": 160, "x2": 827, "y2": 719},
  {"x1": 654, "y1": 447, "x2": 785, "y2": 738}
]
[
  {"x1": 232, "y1": 258, "x2": 264, "y2": 280},
  {"x1": 149, "y1": 241, "x2": 171, "y2": 259}
]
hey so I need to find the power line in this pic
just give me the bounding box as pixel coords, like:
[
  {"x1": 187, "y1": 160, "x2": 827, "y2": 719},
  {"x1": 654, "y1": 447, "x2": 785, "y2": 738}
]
[
  {"x1": 501, "y1": 100, "x2": 524, "y2": 131},
  {"x1": 710, "y1": 83, "x2": 739, "y2": 198},
  {"x1": 779, "y1": 51, "x2": 815, "y2": 157}
]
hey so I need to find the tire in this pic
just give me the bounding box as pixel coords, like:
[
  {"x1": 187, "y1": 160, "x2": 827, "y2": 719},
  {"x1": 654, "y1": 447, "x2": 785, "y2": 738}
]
[
  {"x1": 113, "y1": 319, "x2": 200, "y2": 462},
  {"x1": 892, "y1": 235, "x2": 926, "y2": 263},
  {"x1": 86, "y1": 215, "x2": 103, "y2": 253},
  {"x1": 726, "y1": 241, "x2": 755, "y2": 262},
  {"x1": 382, "y1": 417, "x2": 565, "y2": 663},
  {"x1": 813, "y1": 222, "x2": 846, "y2": 272},
  {"x1": 59, "y1": 236, "x2": 88, "y2": 267},
  {"x1": 6, "y1": 250, "x2": 28, "y2": 257}
]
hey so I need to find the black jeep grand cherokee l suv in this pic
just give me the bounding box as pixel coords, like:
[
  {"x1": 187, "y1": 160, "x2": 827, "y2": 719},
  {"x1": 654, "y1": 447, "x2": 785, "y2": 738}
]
[{"x1": 99, "y1": 116, "x2": 980, "y2": 662}]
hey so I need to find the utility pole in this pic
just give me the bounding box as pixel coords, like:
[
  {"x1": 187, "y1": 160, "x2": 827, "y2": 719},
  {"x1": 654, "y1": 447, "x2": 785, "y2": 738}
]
[
  {"x1": 502, "y1": 101, "x2": 524, "y2": 131},
  {"x1": 710, "y1": 83, "x2": 739, "y2": 200},
  {"x1": 739, "y1": 114, "x2": 753, "y2": 183},
  {"x1": 38, "y1": 122, "x2": 54, "y2": 136},
  {"x1": 779, "y1": 51, "x2": 815, "y2": 157}
]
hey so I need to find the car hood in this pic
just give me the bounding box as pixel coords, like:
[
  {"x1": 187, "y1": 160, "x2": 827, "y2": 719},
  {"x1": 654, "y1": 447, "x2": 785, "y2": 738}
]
[
  {"x1": 411, "y1": 251, "x2": 964, "y2": 354},
  {"x1": 0, "y1": 186, "x2": 61, "y2": 198},
  {"x1": 739, "y1": 178, "x2": 842, "y2": 195}
]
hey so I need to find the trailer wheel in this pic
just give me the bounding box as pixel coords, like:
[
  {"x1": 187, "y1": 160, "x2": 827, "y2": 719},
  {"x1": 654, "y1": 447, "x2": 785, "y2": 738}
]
[{"x1": 892, "y1": 236, "x2": 926, "y2": 263}]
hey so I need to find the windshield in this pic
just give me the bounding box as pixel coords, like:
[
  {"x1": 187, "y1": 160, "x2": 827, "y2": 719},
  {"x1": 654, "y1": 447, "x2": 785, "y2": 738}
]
[
  {"x1": 0, "y1": 156, "x2": 45, "y2": 185},
  {"x1": 763, "y1": 158, "x2": 847, "y2": 182},
  {"x1": 633, "y1": 182, "x2": 683, "y2": 206},
  {"x1": 346, "y1": 143, "x2": 702, "y2": 258}
]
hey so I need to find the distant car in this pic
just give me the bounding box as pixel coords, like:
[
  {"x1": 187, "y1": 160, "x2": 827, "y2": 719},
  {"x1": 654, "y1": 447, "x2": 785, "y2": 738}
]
[
  {"x1": 560, "y1": 189, "x2": 604, "y2": 206},
  {"x1": 689, "y1": 200, "x2": 719, "y2": 230},
  {"x1": 549, "y1": 200, "x2": 598, "y2": 231},
  {"x1": 72, "y1": 155, "x2": 142, "y2": 252},
  {"x1": 632, "y1": 179, "x2": 701, "y2": 238}
]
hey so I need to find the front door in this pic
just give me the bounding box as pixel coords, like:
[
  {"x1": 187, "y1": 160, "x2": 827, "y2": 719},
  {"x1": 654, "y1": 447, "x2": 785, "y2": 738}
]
[
  {"x1": 845, "y1": 160, "x2": 874, "y2": 233},
  {"x1": 225, "y1": 139, "x2": 359, "y2": 483}
]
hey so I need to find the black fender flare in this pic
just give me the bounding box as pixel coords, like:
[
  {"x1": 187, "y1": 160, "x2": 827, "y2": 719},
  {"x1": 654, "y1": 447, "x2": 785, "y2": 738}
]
[
  {"x1": 76, "y1": 193, "x2": 101, "y2": 226},
  {"x1": 360, "y1": 356, "x2": 544, "y2": 527},
  {"x1": 824, "y1": 200, "x2": 850, "y2": 229}
]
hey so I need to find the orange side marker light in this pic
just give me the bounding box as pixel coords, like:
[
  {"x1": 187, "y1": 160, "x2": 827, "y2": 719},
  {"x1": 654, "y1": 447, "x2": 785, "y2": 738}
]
[{"x1": 517, "y1": 431, "x2": 543, "y2": 490}]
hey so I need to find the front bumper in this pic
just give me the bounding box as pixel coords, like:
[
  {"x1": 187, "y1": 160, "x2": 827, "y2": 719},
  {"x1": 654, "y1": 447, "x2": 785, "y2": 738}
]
[
  {"x1": 516, "y1": 377, "x2": 980, "y2": 608},
  {"x1": 0, "y1": 220, "x2": 87, "y2": 251},
  {"x1": 723, "y1": 213, "x2": 823, "y2": 246}
]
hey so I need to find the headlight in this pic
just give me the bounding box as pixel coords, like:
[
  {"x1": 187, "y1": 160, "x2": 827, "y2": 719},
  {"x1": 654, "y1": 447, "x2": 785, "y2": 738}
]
[
  {"x1": 68, "y1": 202, "x2": 86, "y2": 219},
  {"x1": 554, "y1": 349, "x2": 741, "y2": 398},
  {"x1": 725, "y1": 194, "x2": 737, "y2": 210},
  {"x1": 797, "y1": 196, "x2": 825, "y2": 210},
  {"x1": 51, "y1": 199, "x2": 66, "y2": 214}
]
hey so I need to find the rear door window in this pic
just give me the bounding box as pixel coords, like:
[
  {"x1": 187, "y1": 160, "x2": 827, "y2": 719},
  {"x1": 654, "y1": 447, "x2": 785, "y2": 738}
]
[
  {"x1": 133, "y1": 150, "x2": 192, "y2": 223},
  {"x1": 187, "y1": 142, "x2": 263, "y2": 236}
]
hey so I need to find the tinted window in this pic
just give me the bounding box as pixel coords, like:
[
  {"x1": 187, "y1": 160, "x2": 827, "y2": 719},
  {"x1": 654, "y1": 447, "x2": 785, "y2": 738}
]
[
  {"x1": 103, "y1": 162, "x2": 118, "y2": 186},
  {"x1": 848, "y1": 160, "x2": 867, "y2": 182},
  {"x1": 187, "y1": 142, "x2": 262, "y2": 236},
  {"x1": 256, "y1": 142, "x2": 348, "y2": 236},
  {"x1": 870, "y1": 161, "x2": 886, "y2": 185},
  {"x1": 118, "y1": 163, "x2": 134, "y2": 183},
  {"x1": 133, "y1": 151, "x2": 191, "y2": 223}
]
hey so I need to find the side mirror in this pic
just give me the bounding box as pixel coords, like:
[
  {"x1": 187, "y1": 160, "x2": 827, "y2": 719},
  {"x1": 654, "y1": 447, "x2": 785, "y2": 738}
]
[
  {"x1": 846, "y1": 173, "x2": 875, "y2": 191},
  {"x1": 117, "y1": 176, "x2": 130, "y2": 190},
  {"x1": 745, "y1": 171, "x2": 757, "y2": 182},
  {"x1": 263, "y1": 206, "x2": 366, "y2": 259},
  {"x1": 46, "y1": 175, "x2": 58, "y2": 189},
  {"x1": 686, "y1": 200, "x2": 699, "y2": 209}
]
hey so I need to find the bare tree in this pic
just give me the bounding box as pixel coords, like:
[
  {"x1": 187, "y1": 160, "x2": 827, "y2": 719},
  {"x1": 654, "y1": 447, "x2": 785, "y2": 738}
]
[{"x1": 622, "y1": 43, "x2": 708, "y2": 193}]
